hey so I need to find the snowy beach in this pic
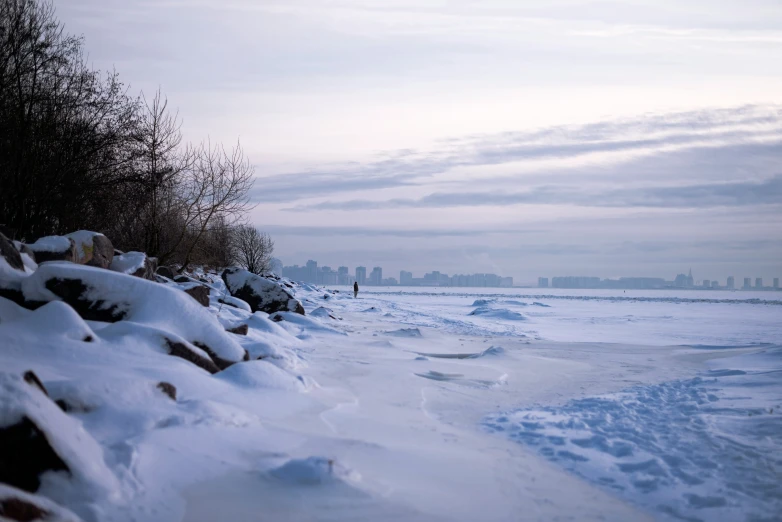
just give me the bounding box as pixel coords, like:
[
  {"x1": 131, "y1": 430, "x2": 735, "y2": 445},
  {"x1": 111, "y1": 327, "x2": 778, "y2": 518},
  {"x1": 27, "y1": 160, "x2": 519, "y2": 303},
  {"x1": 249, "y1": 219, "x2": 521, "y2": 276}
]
[{"x1": 2, "y1": 270, "x2": 779, "y2": 522}]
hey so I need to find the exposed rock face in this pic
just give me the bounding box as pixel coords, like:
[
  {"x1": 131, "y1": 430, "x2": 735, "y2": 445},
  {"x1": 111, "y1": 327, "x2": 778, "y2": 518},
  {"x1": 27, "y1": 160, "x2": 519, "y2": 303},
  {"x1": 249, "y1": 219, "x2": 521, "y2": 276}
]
[
  {"x1": 226, "y1": 323, "x2": 249, "y2": 335},
  {"x1": 65, "y1": 232, "x2": 114, "y2": 270},
  {"x1": 27, "y1": 237, "x2": 76, "y2": 264},
  {"x1": 156, "y1": 382, "x2": 177, "y2": 401},
  {"x1": 182, "y1": 285, "x2": 210, "y2": 307},
  {"x1": 1, "y1": 233, "x2": 29, "y2": 305},
  {"x1": 0, "y1": 485, "x2": 83, "y2": 522},
  {"x1": 0, "y1": 416, "x2": 70, "y2": 492},
  {"x1": 164, "y1": 338, "x2": 220, "y2": 374},
  {"x1": 40, "y1": 277, "x2": 127, "y2": 323},
  {"x1": 221, "y1": 267, "x2": 305, "y2": 315},
  {"x1": 1, "y1": 232, "x2": 24, "y2": 272},
  {"x1": 156, "y1": 266, "x2": 175, "y2": 279}
]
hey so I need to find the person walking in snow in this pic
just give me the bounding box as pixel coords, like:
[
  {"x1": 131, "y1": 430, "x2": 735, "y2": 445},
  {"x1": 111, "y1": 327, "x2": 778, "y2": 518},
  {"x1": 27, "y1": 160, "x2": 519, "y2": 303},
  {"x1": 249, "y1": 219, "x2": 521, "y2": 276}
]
[{"x1": 353, "y1": 281, "x2": 359, "y2": 298}]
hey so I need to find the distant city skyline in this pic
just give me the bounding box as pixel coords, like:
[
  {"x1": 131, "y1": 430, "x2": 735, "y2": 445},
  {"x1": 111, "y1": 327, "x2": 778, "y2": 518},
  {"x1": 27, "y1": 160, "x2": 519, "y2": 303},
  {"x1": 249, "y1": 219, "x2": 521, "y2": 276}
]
[{"x1": 278, "y1": 258, "x2": 777, "y2": 290}]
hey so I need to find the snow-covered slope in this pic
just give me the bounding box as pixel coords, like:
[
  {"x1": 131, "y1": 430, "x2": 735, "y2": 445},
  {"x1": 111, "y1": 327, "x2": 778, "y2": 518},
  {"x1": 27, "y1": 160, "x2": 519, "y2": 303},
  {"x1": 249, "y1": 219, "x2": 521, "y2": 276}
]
[{"x1": 1, "y1": 231, "x2": 780, "y2": 521}]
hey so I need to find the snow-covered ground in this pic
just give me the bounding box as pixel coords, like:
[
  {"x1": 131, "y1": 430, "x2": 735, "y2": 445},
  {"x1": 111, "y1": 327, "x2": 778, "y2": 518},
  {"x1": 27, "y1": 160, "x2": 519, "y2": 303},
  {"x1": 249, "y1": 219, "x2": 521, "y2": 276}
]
[{"x1": 1, "y1": 280, "x2": 780, "y2": 521}]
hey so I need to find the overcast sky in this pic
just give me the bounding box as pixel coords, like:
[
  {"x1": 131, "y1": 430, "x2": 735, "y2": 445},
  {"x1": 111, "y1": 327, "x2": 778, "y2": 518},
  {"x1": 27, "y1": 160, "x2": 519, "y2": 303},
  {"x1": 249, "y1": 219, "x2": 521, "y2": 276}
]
[{"x1": 59, "y1": 0, "x2": 782, "y2": 284}]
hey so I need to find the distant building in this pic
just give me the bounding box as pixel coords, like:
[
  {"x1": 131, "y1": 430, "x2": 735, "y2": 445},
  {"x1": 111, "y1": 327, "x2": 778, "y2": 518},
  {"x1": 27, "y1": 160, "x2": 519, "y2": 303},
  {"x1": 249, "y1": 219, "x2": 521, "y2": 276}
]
[
  {"x1": 500, "y1": 277, "x2": 514, "y2": 287},
  {"x1": 774, "y1": 278, "x2": 780, "y2": 290},
  {"x1": 369, "y1": 267, "x2": 382, "y2": 285},
  {"x1": 743, "y1": 277, "x2": 752, "y2": 289},
  {"x1": 337, "y1": 266, "x2": 350, "y2": 285},
  {"x1": 381, "y1": 277, "x2": 398, "y2": 286},
  {"x1": 306, "y1": 260, "x2": 318, "y2": 284},
  {"x1": 727, "y1": 276, "x2": 735, "y2": 290},
  {"x1": 355, "y1": 266, "x2": 366, "y2": 286},
  {"x1": 552, "y1": 276, "x2": 601, "y2": 289},
  {"x1": 538, "y1": 277, "x2": 549, "y2": 288},
  {"x1": 711, "y1": 281, "x2": 719, "y2": 289},
  {"x1": 400, "y1": 271, "x2": 413, "y2": 285},
  {"x1": 756, "y1": 277, "x2": 763, "y2": 289},
  {"x1": 702, "y1": 280, "x2": 710, "y2": 288}
]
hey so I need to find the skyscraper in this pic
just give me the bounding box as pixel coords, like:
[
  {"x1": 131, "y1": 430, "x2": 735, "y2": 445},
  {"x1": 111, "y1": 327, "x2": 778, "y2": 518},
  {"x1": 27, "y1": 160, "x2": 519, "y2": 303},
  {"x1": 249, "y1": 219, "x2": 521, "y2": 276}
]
[
  {"x1": 756, "y1": 278, "x2": 763, "y2": 289},
  {"x1": 774, "y1": 278, "x2": 780, "y2": 290},
  {"x1": 355, "y1": 266, "x2": 366, "y2": 285},
  {"x1": 306, "y1": 260, "x2": 318, "y2": 284},
  {"x1": 400, "y1": 271, "x2": 413, "y2": 285},
  {"x1": 538, "y1": 277, "x2": 549, "y2": 288},
  {"x1": 369, "y1": 267, "x2": 382, "y2": 285},
  {"x1": 337, "y1": 266, "x2": 349, "y2": 285},
  {"x1": 743, "y1": 278, "x2": 752, "y2": 289},
  {"x1": 727, "y1": 276, "x2": 735, "y2": 290}
]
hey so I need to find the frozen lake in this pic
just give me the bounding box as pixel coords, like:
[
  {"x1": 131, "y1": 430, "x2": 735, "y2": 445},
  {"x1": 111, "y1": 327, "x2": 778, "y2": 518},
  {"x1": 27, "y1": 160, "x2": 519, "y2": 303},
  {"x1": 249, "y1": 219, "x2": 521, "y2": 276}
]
[{"x1": 351, "y1": 286, "x2": 782, "y2": 346}]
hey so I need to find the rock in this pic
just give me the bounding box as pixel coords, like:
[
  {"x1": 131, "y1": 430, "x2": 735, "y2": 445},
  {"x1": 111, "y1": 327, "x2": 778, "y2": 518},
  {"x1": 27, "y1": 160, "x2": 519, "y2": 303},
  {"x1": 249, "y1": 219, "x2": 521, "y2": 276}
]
[
  {"x1": 156, "y1": 266, "x2": 175, "y2": 279},
  {"x1": 1, "y1": 233, "x2": 30, "y2": 307},
  {"x1": 21, "y1": 263, "x2": 247, "y2": 368},
  {"x1": 1, "y1": 232, "x2": 25, "y2": 272},
  {"x1": 0, "y1": 484, "x2": 83, "y2": 522},
  {"x1": 15, "y1": 242, "x2": 36, "y2": 263},
  {"x1": 221, "y1": 267, "x2": 305, "y2": 315},
  {"x1": 156, "y1": 382, "x2": 177, "y2": 401},
  {"x1": 226, "y1": 323, "x2": 249, "y2": 335},
  {"x1": 65, "y1": 231, "x2": 113, "y2": 269},
  {"x1": 109, "y1": 251, "x2": 157, "y2": 280},
  {"x1": 0, "y1": 416, "x2": 69, "y2": 493},
  {"x1": 36, "y1": 277, "x2": 127, "y2": 323},
  {"x1": 165, "y1": 339, "x2": 220, "y2": 374},
  {"x1": 182, "y1": 285, "x2": 210, "y2": 307},
  {"x1": 22, "y1": 371, "x2": 48, "y2": 397},
  {"x1": 27, "y1": 236, "x2": 76, "y2": 264}
]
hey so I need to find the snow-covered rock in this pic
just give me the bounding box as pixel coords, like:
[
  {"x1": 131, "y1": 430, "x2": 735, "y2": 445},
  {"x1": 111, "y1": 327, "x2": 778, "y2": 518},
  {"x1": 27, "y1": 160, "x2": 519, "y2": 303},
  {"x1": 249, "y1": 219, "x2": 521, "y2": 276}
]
[
  {"x1": 221, "y1": 267, "x2": 305, "y2": 315},
  {"x1": 0, "y1": 233, "x2": 28, "y2": 305},
  {"x1": 65, "y1": 231, "x2": 113, "y2": 270},
  {"x1": 215, "y1": 360, "x2": 307, "y2": 391},
  {"x1": 20, "y1": 262, "x2": 247, "y2": 370},
  {"x1": 109, "y1": 251, "x2": 156, "y2": 280},
  {"x1": 0, "y1": 484, "x2": 83, "y2": 522},
  {"x1": 0, "y1": 372, "x2": 120, "y2": 520},
  {"x1": 28, "y1": 236, "x2": 76, "y2": 264}
]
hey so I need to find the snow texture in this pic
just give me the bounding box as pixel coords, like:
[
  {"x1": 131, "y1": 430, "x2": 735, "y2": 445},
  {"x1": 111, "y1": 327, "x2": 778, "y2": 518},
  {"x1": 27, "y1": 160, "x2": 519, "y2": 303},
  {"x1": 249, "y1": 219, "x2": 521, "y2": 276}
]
[
  {"x1": 21, "y1": 262, "x2": 246, "y2": 365},
  {"x1": 28, "y1": 236, "x2": 71, "y2": 253},
  {"x1": 108, "y1": 252, "x2": 146, "y2": 275},
  {"x1": 0, "y1": 373, "x2": 121, "y2": 520}
]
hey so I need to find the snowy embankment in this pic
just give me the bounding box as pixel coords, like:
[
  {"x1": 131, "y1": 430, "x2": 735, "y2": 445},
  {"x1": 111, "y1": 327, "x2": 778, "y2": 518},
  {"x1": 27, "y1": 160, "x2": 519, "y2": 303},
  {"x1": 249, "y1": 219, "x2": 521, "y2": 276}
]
[{"x1": 2, "y1": 231, "x2": 781, "y2": 522}]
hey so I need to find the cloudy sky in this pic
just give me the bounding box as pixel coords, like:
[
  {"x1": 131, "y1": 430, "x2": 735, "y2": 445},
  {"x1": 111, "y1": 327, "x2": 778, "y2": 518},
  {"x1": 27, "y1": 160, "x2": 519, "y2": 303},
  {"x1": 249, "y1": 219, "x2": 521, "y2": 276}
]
[{"x1": 59, "y1": 0, "x2": 782, "y2": 284}]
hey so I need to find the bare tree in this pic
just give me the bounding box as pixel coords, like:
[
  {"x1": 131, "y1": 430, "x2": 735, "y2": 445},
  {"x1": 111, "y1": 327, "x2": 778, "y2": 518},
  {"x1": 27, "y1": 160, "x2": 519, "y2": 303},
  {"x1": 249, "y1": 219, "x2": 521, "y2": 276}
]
[
  {"x1": 174, "y1": 140, "x2": 255, "y2": 270},
  {"x1": 234, "y1": 225, "x2": 273, "y2": 275}
]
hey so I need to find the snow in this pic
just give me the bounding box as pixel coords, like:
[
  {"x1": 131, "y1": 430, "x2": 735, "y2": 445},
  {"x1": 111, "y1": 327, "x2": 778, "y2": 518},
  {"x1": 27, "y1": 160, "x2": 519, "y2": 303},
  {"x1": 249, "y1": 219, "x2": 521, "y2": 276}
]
[
  {"x1": 21, "y1": 262, "x2": 246, "y2": 365},
  {"x1": 0, "y1": 484, "x2": 83, "y2": 522},
  {"x1": 0, "y1": 372, "x2": 121, "y2": 520},
  {"x1": 29, "y1": 236, "x2": 72, "y2": 253},
  {"x1": 109, "y1": 252, "x2": 146, "y2": 275},
  {"x1": 0, "y1": 279, "x2": 780, "y2": 522}
]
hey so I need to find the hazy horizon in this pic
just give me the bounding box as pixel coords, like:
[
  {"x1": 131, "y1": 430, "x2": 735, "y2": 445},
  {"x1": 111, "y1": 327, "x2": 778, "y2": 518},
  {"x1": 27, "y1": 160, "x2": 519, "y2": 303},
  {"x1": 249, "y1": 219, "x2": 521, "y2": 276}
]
[{"x1": 59, "y1": 0, "x2": 782, "y2": 282}]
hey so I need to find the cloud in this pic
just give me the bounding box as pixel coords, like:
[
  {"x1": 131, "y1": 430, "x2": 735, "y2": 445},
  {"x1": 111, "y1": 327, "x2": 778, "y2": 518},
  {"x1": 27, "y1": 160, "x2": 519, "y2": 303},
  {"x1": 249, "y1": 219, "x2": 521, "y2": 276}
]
[
  {"x1": 256, "y1": 104, "x2": 782, "y2": 204},
  {"x1": 287, "y1": 173, "x2": 782, "y2": 211}
]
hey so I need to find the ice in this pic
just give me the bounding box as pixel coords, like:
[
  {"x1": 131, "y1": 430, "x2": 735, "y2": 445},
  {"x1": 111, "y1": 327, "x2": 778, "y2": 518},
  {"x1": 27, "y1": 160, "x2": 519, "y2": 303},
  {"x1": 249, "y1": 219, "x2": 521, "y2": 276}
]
[
  {"x1": 269, "y1": 456, "x2": 360, "y2": 485},
  {"x1": 468, "y1": 306, "x2": 527, "y2": 321}
]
